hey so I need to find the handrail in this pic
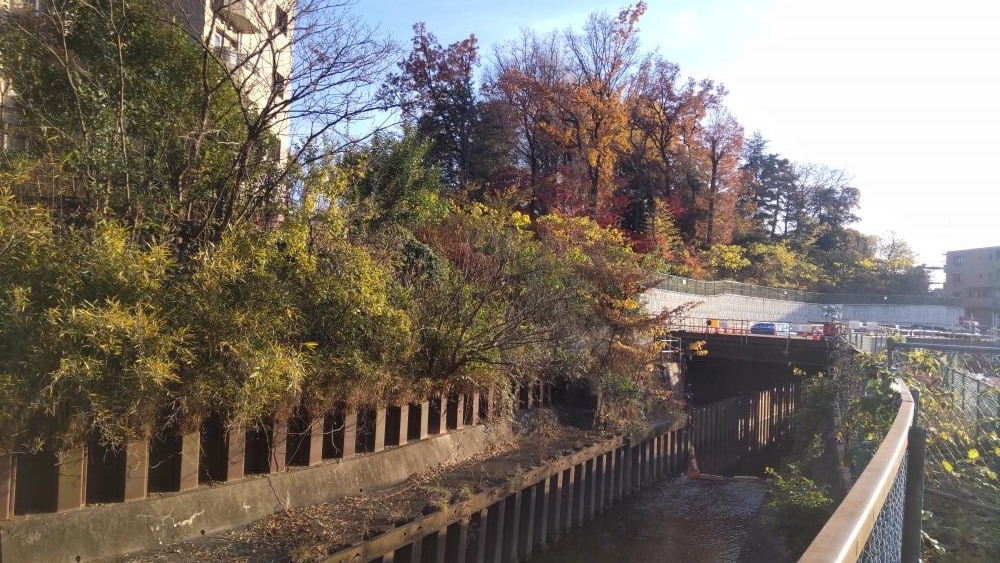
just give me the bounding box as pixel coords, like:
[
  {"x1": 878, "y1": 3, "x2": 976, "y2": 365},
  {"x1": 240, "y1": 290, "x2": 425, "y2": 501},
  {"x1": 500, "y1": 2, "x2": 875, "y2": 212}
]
[{"x1": 799, "y1": 380, "x2": 914, "y2": 562}]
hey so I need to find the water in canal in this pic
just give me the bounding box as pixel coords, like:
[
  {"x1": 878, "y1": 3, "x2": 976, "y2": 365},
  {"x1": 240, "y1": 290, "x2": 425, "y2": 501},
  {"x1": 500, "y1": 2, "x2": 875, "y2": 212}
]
[{"x1": 528, "y1": 477, "x2": 776, "y2": 563}]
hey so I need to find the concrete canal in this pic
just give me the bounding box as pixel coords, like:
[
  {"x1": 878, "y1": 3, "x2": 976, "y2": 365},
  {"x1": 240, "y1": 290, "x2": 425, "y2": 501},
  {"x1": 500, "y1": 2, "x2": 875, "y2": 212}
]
[{"x1": 527, "y1": 477, "x2": 777, "y2": 563}]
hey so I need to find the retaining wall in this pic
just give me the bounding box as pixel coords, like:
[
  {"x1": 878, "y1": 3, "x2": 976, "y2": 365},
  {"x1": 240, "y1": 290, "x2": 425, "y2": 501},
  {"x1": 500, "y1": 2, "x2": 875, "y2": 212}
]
[
  {"x1": 643, "y1": 288, "x2": 964, "y2": 327},
  {"x1": 0, "y1": 384, "x2": 559, "y2": 563}
]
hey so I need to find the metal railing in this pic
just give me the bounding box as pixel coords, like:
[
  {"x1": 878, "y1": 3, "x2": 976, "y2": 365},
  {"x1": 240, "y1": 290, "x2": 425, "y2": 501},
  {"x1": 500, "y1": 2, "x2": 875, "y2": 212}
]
[
  {"x1": 655, "y1": 275, "x2": 960, "y2": 306},
  {"x1": 212, "y1": 45, "x2": 248, "y2": 68},
  {"x1": 800, "y1": 381, "x2": 919, "y2": 563},
  {"x1": 941, "y1": 365, "x2": 1000, "y2": 424}
]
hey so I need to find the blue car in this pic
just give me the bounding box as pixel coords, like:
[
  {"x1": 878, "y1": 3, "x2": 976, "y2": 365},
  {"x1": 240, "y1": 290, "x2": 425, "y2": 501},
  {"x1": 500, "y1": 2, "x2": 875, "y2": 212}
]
[{"x1": 750, "y1": 322, "x2": 791, "y2": 336}]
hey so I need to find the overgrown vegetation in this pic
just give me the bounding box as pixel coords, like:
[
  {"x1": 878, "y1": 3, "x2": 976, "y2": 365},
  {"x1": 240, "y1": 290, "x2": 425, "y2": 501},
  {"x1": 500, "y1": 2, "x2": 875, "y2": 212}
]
[
  {"x1": 765, "y1": 376, "x2": 837, "y2": 556},
  {"x1": 894, "y1": 350, "x2": 1000, "y2": 562},
  {"x1": 764, "y1": 348, "x2": 903, "y2": 557}
]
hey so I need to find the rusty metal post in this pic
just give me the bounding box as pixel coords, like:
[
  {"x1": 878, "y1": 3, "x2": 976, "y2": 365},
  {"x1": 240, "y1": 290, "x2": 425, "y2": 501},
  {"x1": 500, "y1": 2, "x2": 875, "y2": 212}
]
[{"x1": 56, "y1": 446, "x2": 86, "y2": 512}]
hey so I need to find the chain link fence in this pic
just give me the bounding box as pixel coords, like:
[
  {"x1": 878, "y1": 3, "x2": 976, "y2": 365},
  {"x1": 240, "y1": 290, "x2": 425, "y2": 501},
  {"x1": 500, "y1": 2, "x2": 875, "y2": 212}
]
[
  {"x1": 920, "y1": 364, "x2": 1000, "y2": 503},
  {"x1": 859, "y1": 453, "x2": 909, "y2": 563}
]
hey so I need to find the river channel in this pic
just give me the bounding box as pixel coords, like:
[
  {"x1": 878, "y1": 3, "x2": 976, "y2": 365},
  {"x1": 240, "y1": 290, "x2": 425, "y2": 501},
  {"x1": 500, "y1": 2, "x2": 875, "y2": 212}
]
[{"x1": 527, "y1": 477, "x2": 780, "y2": 563}]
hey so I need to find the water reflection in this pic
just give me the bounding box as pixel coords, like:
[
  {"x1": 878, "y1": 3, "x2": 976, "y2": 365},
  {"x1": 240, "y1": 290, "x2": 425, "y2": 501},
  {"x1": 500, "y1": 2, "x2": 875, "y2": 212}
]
[{"x1": 528, "y1": 478, "x2": 769, "y2": 563}]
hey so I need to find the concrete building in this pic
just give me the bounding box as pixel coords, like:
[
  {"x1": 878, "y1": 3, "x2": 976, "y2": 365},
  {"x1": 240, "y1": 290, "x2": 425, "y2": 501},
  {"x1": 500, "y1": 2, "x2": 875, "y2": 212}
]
[
  {"x1": 943, "y1": 245, "x2": 1000, "y2": 326},
  {"x1": 2, "y1": 0, "x2": 293, "y2": 158},
  {"x1": 167, "y1": 0, "x2": 294, "y2": 159}
]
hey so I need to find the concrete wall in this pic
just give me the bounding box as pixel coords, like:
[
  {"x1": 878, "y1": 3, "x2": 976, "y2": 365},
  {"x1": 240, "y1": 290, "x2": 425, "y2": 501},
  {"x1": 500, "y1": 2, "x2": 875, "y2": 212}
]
[
  {"x1": 0, "y1": 425, "x2": 506, "y2": 563},
  {"x1": 643, "y1": 288, "x2": 964, "y2": 327}
]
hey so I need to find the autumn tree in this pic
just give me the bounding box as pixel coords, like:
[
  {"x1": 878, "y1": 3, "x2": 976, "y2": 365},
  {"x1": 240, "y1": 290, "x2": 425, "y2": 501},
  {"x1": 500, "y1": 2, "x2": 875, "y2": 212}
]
[
  {"x1": 693, "y1": 107, "x2": 744, "y2": 246},
  {"x1": 487, "y1": 29, "x2": 566, "y2": 204},
  {"x1": 535, "y1": 213, "x2": 684, "y2": 430},
  {"x1": 625, "y1": 55, "x2": 726, "y2": 239},
  {"x1": 406, "y1": 199, "x2": 585, "y2": 391},
  {"x1": 383, "y1": 23, "x2": 482, "y2": 188},
  {"x1": 555, "y1": 2, "x2": 648, "y2": 221}
]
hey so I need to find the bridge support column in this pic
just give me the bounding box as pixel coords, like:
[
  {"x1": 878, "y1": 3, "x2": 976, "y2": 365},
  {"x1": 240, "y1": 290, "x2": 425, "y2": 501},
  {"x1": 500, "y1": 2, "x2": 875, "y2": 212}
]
[
  {"x1": 374, "y1": 407, "x2": 387, "y2": 453},
  {"x1": 472, "y1": 508, "x2": 489, "y2": 563},
  {"x1": 342, "y1": 409, "x2": 357, "y2": 458},
  {"x1": 518, "y1": 484, "x2": 535, "y2": 559},
  {"x1": 454, "y1": 394, "x2": 465, "y2": 430},
  {"x1": 434, "y1": 527, "x2": 447, "y2": 563},
  {"x1": 437, "y1": 394, "x2": 447, "y2": 433},
  {"x1": 407, "y1": 535, "x2": 423, "y2": 563},
  {"x1": 504, "y1": 491, "x2": 521, "y2": 563},
  {"x1": 604, "y1": 451, "x2": 615, "y2": 509},
  {"x1": 624, "y1": 444, "x2": 635, "y2": 494},
  {"x1": 470, "y1": 392, "x2": 480, "y2": 425},
  {"x1": 562, "y1": 466, "x2": 575, "y2": 532},
  {"x1": 643, "y1": 439, "x2": 651, "y2": 484},
  {"x1": 397, "y1": 405, "x2": 409, "y2": 446},
  {"x1": 574, "y1": 462, "x2": 586, "y2": 526},
  {"x1": 455, "y1": 517, "x2": 470, "y2": 562},
  {"x1": 586, "y1": 458, "x2": 596, "y2": 520},
  {"x1": 488, "y1": 497, "x2": 506, "y2": 563}
]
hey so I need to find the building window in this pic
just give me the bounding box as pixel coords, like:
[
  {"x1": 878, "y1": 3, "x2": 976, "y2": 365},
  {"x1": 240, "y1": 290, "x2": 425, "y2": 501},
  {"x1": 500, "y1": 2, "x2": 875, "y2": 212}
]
[
  {"x1": 953, "y1": 273, "x2": 961, "y2": 283},
  {"x1": 275, "y1": 7, "x2": 288, "y2": 35}
]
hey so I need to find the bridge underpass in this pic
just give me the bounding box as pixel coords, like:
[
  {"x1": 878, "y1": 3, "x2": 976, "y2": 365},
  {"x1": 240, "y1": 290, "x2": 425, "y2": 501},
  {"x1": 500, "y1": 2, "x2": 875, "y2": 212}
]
[{"x1": 673, "y1": 330, "x2": 830, "y2": 406}]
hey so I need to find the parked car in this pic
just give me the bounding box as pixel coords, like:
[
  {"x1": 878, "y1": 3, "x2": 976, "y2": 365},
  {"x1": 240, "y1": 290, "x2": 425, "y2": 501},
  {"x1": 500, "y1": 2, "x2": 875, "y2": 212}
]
[{"x1": 750, "y1": 322, "x2": 790, "y2": 336}]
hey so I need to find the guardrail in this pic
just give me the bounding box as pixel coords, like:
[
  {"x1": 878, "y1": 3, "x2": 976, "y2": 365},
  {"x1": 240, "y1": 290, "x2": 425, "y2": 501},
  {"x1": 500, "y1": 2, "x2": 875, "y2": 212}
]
[
  {"x1": 799, "y1": 381, "x2": 921, "y2": 563},
  {"x1": 671, "y1": 317, "x2": 826, "y2": 340}
]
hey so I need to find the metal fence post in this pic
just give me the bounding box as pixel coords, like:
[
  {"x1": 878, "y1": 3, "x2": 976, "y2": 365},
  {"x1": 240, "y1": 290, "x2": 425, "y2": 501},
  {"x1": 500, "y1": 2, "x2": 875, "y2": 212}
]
[{"x1": 901, "y1": 426, "x2": 926, "y2": 563}]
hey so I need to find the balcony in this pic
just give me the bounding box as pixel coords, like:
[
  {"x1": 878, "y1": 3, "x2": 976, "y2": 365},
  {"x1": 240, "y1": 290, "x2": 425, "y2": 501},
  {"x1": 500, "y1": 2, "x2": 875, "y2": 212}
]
[
  {"x1": 212, "y1": 45, "x2": 247, "y2": 69},
  {"x1": 212, "y1": 0, "x2": 259, "y2": 34}
]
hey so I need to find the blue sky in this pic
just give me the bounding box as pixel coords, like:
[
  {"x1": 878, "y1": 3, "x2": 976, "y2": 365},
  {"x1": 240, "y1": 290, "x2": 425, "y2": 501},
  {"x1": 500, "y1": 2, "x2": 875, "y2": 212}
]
[{"x1": 354, "y1": 0, "x2": 1000, "y2": 271}]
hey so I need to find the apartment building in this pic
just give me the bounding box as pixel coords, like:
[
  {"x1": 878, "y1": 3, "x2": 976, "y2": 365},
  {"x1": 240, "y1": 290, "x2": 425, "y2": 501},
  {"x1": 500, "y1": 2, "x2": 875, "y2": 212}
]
[
  {"x1": 168, "y1": 0, "x2": 293, "y2": 159},
  {"x1": 943, "y1": 245, "x2": 1000, "y2": 325},
  {"x1": 1, "y1": 0, "x2": 293, "y2": 158}
]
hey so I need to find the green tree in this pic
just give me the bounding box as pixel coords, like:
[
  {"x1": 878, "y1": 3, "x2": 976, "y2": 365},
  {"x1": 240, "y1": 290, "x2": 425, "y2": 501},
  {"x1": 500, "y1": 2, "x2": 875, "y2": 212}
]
[
  {"x1": 408, "y1": 200, "x2": 582, "y2": 391},
  {"x1": 0, "y1": 194, "x2": 183, "y2": 451},
  {"x1": 0, "y1": 0, "x2": 263, "y2": 241}
]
